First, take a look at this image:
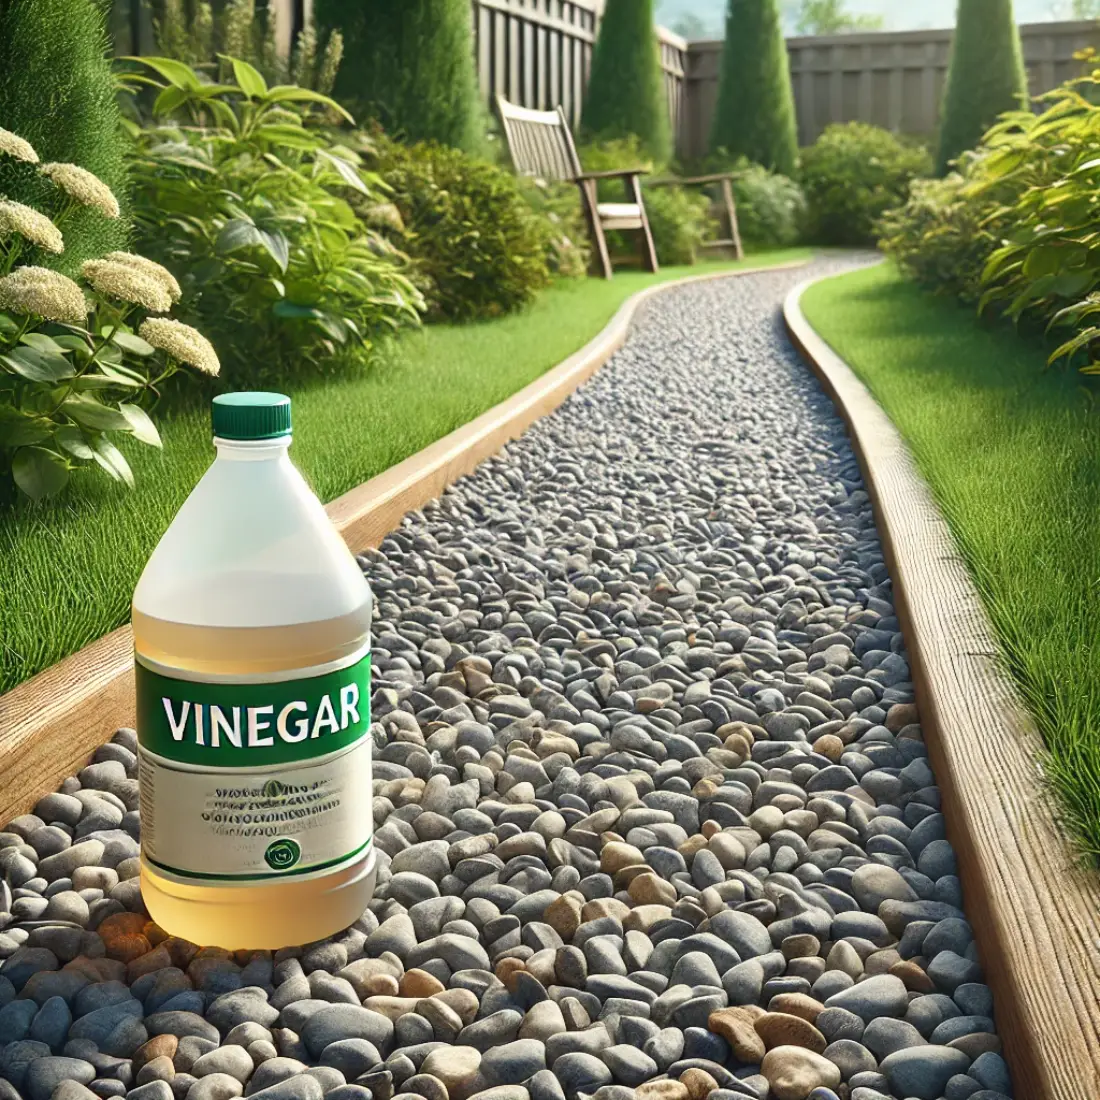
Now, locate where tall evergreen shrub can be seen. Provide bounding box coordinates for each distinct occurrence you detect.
[580,0,671,165]
[709,0,799,177]
[936,0,1028,174]
[0,0,131,271]
[314,0,484,154]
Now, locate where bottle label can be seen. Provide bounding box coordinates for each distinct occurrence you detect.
[135,647,373,883]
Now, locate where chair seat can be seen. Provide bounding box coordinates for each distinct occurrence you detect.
[597,202,644,230]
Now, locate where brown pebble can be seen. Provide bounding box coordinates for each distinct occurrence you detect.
[812,734,844,762]
[754,1011,827,1054]
[133,1034,179,1074]
[781,935,820,960]
[127,946,173,983]
[890,959,935,993]
[400,968,445,998]
[495,957,526,991]
[708,1007,767,1061]
[363,973,400,997]
[679,1068,718,1100]
[637,1082,689,1100]
[767,993,825,1024]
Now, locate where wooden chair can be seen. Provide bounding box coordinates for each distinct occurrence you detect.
[496,95,658,280]
[649,173,745,261]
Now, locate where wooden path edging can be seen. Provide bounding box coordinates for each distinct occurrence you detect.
[784,276,1100,1100]
[0,257,810,828]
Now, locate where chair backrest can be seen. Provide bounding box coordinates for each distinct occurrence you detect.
[496,96,583,184]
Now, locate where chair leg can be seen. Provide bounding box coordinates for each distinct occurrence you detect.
[723,177,744,262]
[577,179,613,279]
[630,174,659,274]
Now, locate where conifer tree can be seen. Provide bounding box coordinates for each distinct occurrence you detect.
[709,0,799,177]
[0,0,131,271]
[314,0,485,154]
[581,0,672,165]
[936,0,1028,174]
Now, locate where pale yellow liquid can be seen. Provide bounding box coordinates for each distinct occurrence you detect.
[134,606,376,950]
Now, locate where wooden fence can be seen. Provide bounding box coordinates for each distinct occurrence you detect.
[107,6,1100,158]
[681,19,1100,158]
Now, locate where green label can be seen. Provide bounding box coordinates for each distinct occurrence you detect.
[136,652,371,768]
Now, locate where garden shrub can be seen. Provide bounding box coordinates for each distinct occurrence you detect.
[580,138,714,266]
[0,0,131,272]
[936,0,1027,175]
[314,0,485,155]
[709,0,799,177]
[125,58,423,385]
[878,167,1002,304]
[580,0,672,165]
[517,179,591,280]
[801,123,931,246]
[153,0,344,94]
[880,67,1100,375]
[0,124,218,501]
[366,137,553,322]
[688,152,807,249]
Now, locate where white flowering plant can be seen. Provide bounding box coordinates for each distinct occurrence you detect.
[0,126,218,501]
[121,56,423,384]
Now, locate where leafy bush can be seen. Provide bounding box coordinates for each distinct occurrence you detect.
[580,0,671,165]
[689,152,807,249]
[366,138,553,322]
[153,0,344,94]
[801,123,931,246]
[936,0,1027,175]
[0,126,217,501]
[709,0,798,177]
[124,58,423,384]
[517,179,591,280]
[315,0,485,155]
[0,0,131,271]
[878,168,1002,304]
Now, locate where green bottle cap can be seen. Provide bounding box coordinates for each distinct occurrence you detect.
[211,392,292,441]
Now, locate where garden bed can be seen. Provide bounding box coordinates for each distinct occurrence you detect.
[0,251,808,700]
[788,266,1100,1099]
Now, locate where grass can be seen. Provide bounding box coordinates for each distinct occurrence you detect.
[0,250,810,696]
[801,261,1100,860]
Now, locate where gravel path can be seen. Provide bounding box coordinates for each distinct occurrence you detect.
[0,259,1012,1100]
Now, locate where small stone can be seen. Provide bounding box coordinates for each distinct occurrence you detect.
[761,1047,842,1100]
[708,1008,766,1062]
[754,1012,827,1054]
[879,1046,972,1100]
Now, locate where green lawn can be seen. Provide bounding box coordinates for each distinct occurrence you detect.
[0,250,809,695]
[802,262,1100,860]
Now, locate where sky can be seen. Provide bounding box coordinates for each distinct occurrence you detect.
[655,0,1090,38]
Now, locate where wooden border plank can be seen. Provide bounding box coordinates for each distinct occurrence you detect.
[0,259,810,829]
[784,275,1100,1100]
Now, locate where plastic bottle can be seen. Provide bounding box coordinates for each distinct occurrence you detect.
[132,392,375,949]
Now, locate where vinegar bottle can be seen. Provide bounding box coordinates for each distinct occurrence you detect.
[132,392,376,949]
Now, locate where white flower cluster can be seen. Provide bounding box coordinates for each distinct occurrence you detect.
[0,127,38,164]
[82,259,173,314]
[0,198,64,254]
[0,265,87,325]
[103,252,182,304]
[40,162,120,219]
[140,317,221,376]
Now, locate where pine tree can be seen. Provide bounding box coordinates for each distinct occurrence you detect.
[936,0,1028,174]
[709,0,799,177]
[314,0,484,154]
[0,0,131,272]
[580,0,672,165]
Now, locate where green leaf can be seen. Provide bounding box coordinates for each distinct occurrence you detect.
[256,228,290,273]
[217,217,263,253]
[20,333,68,355]
[229,57,268,98]
[318,150,370,195]
[13,447,69,500]
[272,301,325,321]
[55,425,95,461]
[61,395,131,431]
[128,56,203,91]
[112,332,156,357]
[1,346,76,384]
[265,85,355,124]
[251,124,323,150]
[153,85,191,116]
[119,404,162,447]
[92,436,134,488]
[0,409,52,448]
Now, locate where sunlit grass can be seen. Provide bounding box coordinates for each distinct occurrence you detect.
[802,261,1100,860]
[0,249,811,694]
